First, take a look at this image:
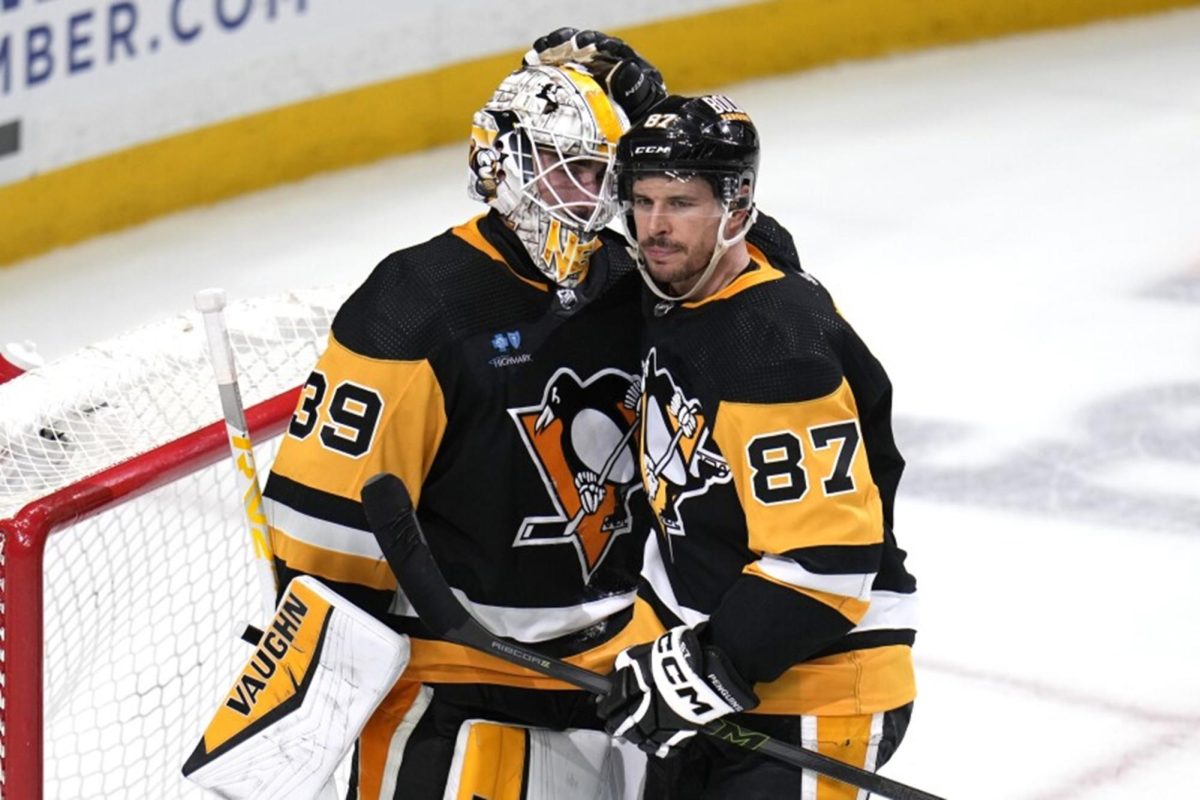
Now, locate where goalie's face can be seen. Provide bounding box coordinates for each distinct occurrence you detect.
[468,64,627,287]
[534,146,610,226]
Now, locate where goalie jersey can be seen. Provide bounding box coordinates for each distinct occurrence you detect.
[263,211,659,686]
[633,243,919,716]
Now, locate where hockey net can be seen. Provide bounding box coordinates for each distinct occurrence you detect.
[0,286,350,799]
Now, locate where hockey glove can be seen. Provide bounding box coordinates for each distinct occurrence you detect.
[525,27,667,124]
[596,626,758,758]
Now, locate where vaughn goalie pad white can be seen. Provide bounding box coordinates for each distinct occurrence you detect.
[182,576,409,799]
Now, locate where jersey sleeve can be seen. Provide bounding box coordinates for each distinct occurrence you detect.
[262,256,450,618]
[702,368,885,684]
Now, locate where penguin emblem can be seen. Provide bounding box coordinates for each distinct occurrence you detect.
[510,367,641,582]
[638,348,731,554]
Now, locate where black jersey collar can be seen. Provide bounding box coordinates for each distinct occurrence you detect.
[476,210,548,288]
[473,210,612,314]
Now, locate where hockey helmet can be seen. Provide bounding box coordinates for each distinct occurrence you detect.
[614,94,761,301]
[468,64,629,287]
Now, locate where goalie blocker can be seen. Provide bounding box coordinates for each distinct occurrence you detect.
[182,576,410,799]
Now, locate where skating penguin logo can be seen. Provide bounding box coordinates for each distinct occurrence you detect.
[637,348,732,555]
[510,367,641,582]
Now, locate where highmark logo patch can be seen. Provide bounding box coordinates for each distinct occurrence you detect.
[489,329,531,368]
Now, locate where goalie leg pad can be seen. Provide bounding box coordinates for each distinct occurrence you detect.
[182,576,410,799]
[443,720,647,800]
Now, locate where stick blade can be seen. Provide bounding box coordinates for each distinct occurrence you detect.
[360,472,470,638]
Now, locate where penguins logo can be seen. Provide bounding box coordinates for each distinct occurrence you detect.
[510,367,641,582]
[638,348,732,553]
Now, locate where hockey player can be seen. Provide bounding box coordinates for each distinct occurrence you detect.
[596,95,920,798]
[260,58,660,798]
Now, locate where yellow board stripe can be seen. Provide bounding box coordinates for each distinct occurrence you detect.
[0,49,517,266]
[4,0,1196,265]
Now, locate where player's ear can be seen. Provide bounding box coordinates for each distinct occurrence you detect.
[724,185,753,236]
[724,206,751,237]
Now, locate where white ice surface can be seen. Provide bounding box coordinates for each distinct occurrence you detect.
[3,9,1199,799]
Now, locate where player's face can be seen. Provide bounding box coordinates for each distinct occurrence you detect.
[631,176,724,294]
[535,147,608,223]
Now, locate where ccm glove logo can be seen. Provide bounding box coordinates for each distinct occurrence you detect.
[650,627,756,726]
[656,634,721,718]
[598,626,759,759]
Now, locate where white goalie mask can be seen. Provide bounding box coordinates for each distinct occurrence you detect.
[468,64,628,287]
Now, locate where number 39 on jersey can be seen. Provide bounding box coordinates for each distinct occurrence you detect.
[287,369,385,459]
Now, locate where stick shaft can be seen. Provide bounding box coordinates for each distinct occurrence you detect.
[359,472,943,800]
[196,288,279,620]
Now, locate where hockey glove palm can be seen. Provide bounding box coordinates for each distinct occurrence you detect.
[525,27,667,124]
[596,626,758,758]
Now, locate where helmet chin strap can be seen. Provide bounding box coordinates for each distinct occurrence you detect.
[636,204,759,303]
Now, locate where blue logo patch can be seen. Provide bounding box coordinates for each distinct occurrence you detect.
[491,331,522,353]
[488,329,530,368]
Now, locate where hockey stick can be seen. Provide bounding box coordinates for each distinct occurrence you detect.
[360,472,943,800]
[567,417,637,529]
[196,289,279,621]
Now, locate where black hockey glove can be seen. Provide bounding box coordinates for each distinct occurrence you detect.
[524,27,667,124]
[596,626,759,758]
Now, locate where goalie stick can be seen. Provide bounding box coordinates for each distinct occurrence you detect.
[196,288,279,622]
[360,472,944,800]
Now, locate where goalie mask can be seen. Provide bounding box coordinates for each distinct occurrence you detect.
[614,94,760,302]
[469,64,628,287]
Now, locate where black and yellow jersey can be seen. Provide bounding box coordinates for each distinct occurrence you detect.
[633,243,918,716]
[263,211,665,689]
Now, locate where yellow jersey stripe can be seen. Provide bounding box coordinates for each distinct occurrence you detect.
[270,526,396,591]
[451,216,549,292]
[744,561,871,623]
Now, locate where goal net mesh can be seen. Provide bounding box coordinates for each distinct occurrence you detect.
[0,286,349,798]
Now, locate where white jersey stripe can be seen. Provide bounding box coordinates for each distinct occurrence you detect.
[644,535,917,637]
[850,589,919,634]
[390,580,636,644]
[751,552,875,601]
[265,497,383,559]
[269,497,637,644]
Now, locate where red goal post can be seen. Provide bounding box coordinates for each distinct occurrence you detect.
[0,287,347,799]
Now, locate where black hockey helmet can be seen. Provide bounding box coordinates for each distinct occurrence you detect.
[614,94,761,302]
[614,94,759,211]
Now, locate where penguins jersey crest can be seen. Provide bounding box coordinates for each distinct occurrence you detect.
[637,348,731,550]
[509,366,642,582]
